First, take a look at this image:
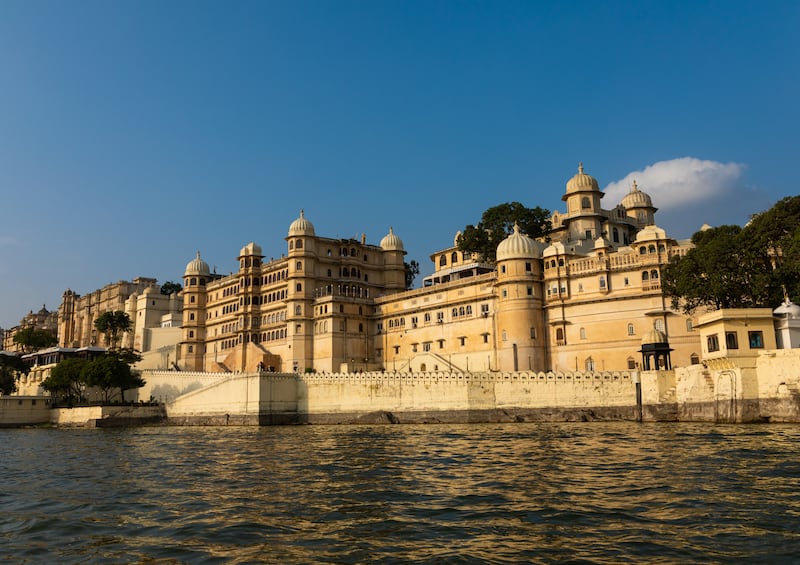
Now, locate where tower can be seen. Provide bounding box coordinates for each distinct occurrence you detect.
[621,179,658,229]
[286,211,316,372]
[561,163,605,242]
[494,224,546,372]
[181,251,210,371]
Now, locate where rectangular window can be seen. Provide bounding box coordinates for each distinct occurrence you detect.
[393,345,400,354]
[725,331,739,350]
[483,334,489,344]
[707,334,720,352]
[424,313,431,322]
[437,312,444,323]
[530,327,536,339]
[423,342,431,352]
[748,331,764,349]
[525,262,532,272]
[527,286,533,296]
[459,337,466,346]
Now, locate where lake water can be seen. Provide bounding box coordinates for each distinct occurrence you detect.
[2,422,800,564]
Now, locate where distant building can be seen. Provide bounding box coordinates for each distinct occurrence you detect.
[2,305,59,353]
[57,277,182,352]
[178,164,701,374]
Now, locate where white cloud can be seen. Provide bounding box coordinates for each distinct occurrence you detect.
[0,235,17,246]
[604,157,746,209]
[600,157,770,238]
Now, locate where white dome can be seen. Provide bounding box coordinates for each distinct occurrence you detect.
[642,326,668,345]
[288,210,315,236]
[621,179,655,209]
[774,299,800,319]
[565,163,600,194]
[497,223,540,261]
[634,224,668,243]
[380,227,404,251]
[185,251,210,276]
[239,241,263,257]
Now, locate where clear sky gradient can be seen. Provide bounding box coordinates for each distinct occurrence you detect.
[1,1,797,328]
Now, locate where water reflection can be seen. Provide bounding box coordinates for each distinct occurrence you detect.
[2,423,800,563]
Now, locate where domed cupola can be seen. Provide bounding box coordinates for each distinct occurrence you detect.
[239,242,263,257]
[380,227,404,251]
[622,180,658,228]
[185,251,210,277]
[288,210,315,237]
[621,179,654,209]
[497,223,540,261]
[563,162,602,201]
[639,323,673,370]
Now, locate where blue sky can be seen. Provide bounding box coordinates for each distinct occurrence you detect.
[1,1,798,328]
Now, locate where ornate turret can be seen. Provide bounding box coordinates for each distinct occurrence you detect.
[622,179,658,228]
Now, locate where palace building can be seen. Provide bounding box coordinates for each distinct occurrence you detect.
[178,164,701,374]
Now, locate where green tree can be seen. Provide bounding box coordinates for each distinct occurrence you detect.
[81,352,145,403]
[0,353,28,395]
[160,281,183,295]
[93,311,132,349]
[457,202,551,262]
[663,196,800,313]
[404,260,420,289]
[12,327,57,354]
[42,357,88,405]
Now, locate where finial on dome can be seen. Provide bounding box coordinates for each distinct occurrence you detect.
[632,179,639,192]
[578,162,584,174]
[512,222,520,234]
[196,251,201,260]
[299,209,305,218]
[389,226,394,234]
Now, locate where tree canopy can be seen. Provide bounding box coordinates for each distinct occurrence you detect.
[404,260,420,289]
[45,349,145,405]
[94,311,133,349]
[457,202,551,263]
[42,357,88,405]
[160,281,183,295]
[12,327,57,354]
[663,196,800,313]
[0,353,28,396]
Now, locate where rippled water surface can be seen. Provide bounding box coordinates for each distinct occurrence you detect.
[2,423,800,563]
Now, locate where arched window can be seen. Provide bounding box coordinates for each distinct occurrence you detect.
[581,196,591,209]
[452,308,458,317]
[295,305,301,315]
[650,270,659,280]
[190,313,195,321]
[690,353,700,365]
[466,305,472,315]
[580,327,586,340]
[296,261,302,271]
[451,251,458,263]
[628,323,635,336]
[642,271,649,281]
[612,227,619,243]
[599,276,606,289]
[440,255,447,266]
[288,241,294,250]
[585,357,595,371]
[639,247,647,255]
[296,240,303,249]
[558,258,564,267]
[556,328,564,341]
[648,245,656,253]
